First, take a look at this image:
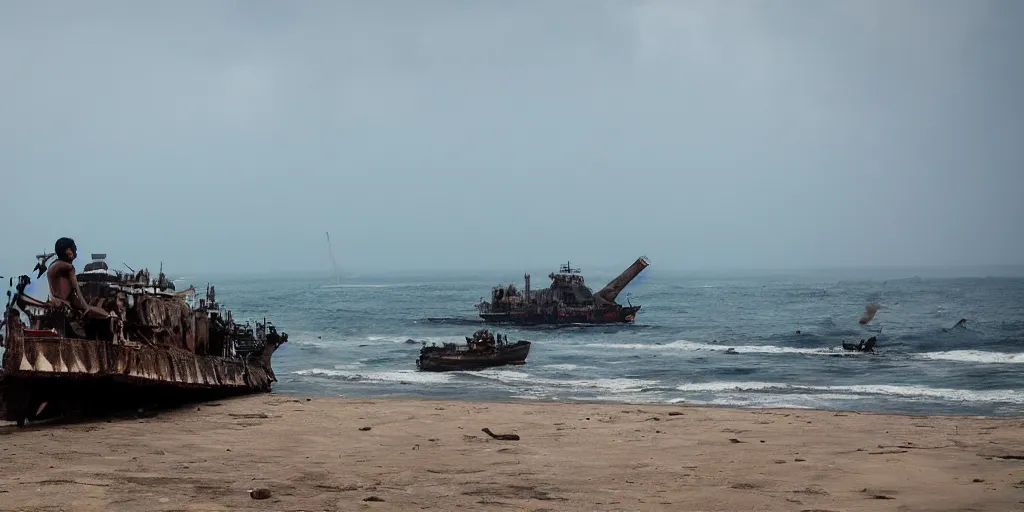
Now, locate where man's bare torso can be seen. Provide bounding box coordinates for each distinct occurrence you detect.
[46,259,113,320]
[46,260,75,303]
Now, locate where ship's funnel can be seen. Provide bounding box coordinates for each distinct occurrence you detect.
[594,256,650,307]
[83,253,109,272]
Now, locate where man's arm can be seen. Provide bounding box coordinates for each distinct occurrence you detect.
[68,267,85,303]
[68,267,116,319]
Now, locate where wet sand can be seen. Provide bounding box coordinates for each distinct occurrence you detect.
[1,394,1022,511]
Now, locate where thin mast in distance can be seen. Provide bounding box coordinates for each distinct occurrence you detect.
[326,231,341,283]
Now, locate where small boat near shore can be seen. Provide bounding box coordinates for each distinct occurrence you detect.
[416,329,531,372]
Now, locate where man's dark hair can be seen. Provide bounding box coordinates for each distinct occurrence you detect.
[55,237,77,262]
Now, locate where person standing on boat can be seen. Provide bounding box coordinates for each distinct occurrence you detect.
[46,237,116,320]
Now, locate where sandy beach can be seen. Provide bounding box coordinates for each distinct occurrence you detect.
[1,394,1022,512]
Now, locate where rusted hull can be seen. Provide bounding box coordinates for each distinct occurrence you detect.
[0,315,280,423]
[417,341,531,372]
[480,305,641,326]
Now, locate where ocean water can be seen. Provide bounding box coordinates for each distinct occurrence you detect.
[187,268,1024,417]
[5,268,1022,416]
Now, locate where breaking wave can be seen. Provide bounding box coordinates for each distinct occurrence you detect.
[292,367,657,397]
[542,364,597,371]
[674,381,1024,404]
[293,368,454,384]
[585,341,1024,365]
[917,350,1024,364]
[586,340,858,356]
[467,369,657,395]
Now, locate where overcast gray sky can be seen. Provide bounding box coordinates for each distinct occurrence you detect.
[1,0,1021,276]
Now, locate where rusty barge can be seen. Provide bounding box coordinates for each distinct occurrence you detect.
[0,253,287,425]
[475,256,650,326]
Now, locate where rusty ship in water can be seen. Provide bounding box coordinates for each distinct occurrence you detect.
[417,329,531,372]
[0,252,287,425]
[475,256,650,326]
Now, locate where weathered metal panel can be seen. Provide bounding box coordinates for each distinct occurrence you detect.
[3,316,277,391]
[194,314,209,357]
[129,294,195,351]
[18,336,108,377]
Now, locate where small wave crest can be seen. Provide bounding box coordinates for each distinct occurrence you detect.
[291,367,655,397]
[467,369,657,395]
[293,368,453,384]
[367,335,464,344]
[587,340,857,356]
[675,381,1024,404]
[917,350,1024,364]
[542,364,597,371]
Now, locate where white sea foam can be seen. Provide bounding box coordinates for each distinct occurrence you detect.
[693,398,817,409]
[669,392,867,409]
[917,350,1024,364]
[573,394,673,404]
[674,381,1024,404]
[542,364,597,371]
[587,340,855,356]
[293,368,454,384]
[367,335,411,343]
[468,369,657,394]
[590,340,1024,365]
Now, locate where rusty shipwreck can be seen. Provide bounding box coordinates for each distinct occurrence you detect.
[475,256,650,326]
[417,329,531,372]
[0,253,287,425]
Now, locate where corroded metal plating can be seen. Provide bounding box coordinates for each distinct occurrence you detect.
[1,253,286,424]
[475,256,650,325]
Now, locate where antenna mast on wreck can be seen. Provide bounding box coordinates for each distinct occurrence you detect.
[326,231,341,283]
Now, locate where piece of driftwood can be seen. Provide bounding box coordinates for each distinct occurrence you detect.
[481,428,520,441]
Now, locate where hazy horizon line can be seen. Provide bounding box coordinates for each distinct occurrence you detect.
[167,262,1024,281]
[5,262,1023,284]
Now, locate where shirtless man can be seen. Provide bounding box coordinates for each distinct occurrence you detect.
[46,237,115,319]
